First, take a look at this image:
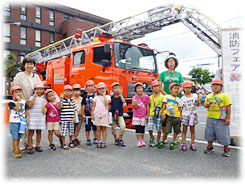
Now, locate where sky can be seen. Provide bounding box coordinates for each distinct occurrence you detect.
[1,0,243,78]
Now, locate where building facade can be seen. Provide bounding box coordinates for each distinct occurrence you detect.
[3,3,111,62]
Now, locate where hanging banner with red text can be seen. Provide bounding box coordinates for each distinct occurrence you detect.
[221,28,242,138]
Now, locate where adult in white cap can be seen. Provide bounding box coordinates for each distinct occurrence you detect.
[157,52,184,98]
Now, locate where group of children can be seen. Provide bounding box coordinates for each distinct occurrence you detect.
[9,78,232,159]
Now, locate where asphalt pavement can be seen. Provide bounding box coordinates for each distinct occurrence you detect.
[4,106,241,179]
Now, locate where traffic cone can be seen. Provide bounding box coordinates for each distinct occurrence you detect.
[4,103,9,125]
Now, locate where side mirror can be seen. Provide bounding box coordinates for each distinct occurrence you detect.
[101,59,111,72]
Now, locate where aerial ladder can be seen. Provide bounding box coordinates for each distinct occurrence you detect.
[27,3,221,63]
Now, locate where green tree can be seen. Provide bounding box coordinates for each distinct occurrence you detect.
[188,67,215,85]
[4,53,21,81]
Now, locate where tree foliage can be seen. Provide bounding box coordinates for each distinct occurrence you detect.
[188,67,215,85]
[4,53,21,80]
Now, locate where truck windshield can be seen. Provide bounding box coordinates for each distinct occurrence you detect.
[113,42,158,73]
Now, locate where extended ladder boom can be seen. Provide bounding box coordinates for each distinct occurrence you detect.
[27,3,221,63]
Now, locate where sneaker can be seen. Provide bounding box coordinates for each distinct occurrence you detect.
[27,147,34,154]
[115,139,119,146]
[35,145,43,152]
[97,141,102,148]
[170,142,175,150]
[190,144,197,151]
[223,149,231,157]
[49,144,56,151]
[181,144,187,151]
[19,144,27,151]
[204,147,214,154]
[93,138,98,144]
[86,139,92,145]
[137,140,142,147]
[140,139,146,146]
[153,141,159,147]
[149,137,155,147]
[118,139,126,147]
[159,141,165,148]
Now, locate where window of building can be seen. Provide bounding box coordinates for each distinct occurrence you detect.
[4,4,11,17]
[35,30,41,47]
[64,14,74,20]
[93,46,111,65]
[35,7,41,24]
[4,24,10,43]
[73,50,85,65]
[20,27,26,45]
[20,5,27,20]
[49,10,55,26]
[3,50,10,58]
[49,32,54,44]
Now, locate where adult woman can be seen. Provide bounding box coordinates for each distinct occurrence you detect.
[158,53,184,97]
[13,57,42,150]
[157,53,184,144]
[14,57,42,100]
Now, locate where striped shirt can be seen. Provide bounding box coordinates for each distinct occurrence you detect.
[60,98,76,122]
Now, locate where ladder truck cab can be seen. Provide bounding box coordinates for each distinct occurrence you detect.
[35,33,159,117]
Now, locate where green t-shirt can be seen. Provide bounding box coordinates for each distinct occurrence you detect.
[158,71,184,97]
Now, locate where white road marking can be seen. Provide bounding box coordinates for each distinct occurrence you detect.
[122,127,242,150]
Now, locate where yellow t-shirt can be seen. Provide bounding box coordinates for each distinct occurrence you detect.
[163,95,181,117]
[205,93,232,119]
[149,94,164,116]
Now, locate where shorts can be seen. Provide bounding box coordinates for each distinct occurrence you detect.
[181,115,199,126]
[85,117,97,131]
[9,122,24,140]
[147,116,161,132]
[135,125,145,134]
[205,117,230,145]
[61,121,74,136]
[165,116,181,134]
[47,122,60,131]
[75,115,83,130]
[132,117,147,126]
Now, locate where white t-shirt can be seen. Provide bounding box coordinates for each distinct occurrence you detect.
[9,99,27,123]
[179,94,198,116]
[13,72,42,100]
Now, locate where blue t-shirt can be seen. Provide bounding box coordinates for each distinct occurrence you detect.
[110,95,124,116]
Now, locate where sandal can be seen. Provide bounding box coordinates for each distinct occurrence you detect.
[12,151,21,159]
[61,144,69,150]
[72,140,78,146]
[69,143,75,148]
[97,141,102,148]
[74,139,81,145]
[27,147,34,154]
[35,145,43,152]
[101,142,106,148]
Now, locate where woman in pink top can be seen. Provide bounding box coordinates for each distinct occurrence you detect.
[132,83,150,147]
[43,89,62,151]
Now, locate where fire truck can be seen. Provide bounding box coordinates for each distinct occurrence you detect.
[25,3,222,118]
